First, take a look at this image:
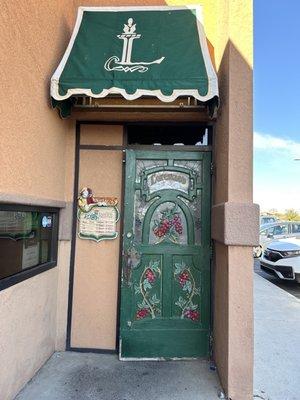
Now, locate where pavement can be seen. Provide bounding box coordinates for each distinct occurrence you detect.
[14,272,300,400]
[254,273,300,400]
[14,354,222,400]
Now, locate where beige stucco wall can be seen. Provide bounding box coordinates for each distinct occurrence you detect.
[0,269,57,400]
[0,3,76,400]
[71,127,123,349]
[210,2,255,399]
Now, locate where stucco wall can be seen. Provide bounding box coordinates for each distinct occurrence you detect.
[0,3,76,400]
[211,2,255,399]
[0,269,57,400]
[71,125,123,350]
[0,1,75,201]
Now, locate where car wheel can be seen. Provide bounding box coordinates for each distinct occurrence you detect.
[295,274,300,284]
[253,246,262,258]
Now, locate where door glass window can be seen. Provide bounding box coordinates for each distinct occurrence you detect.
[134,192,158,243]
[179,195,202,245]
[149,202,187,245]
[173,160,202,183]
[135,160,167,183]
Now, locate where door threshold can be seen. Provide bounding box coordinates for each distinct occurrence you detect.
[119,356,199,361]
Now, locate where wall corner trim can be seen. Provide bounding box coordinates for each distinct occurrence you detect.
[59,202,73,241]
[212,202,260,246]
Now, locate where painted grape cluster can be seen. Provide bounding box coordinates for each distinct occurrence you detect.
[153,205,183,242]
[183,309,200,321]
[136,308,149,319]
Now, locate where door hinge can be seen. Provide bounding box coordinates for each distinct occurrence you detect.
[210,162,215,175]
[209,333,214,349]
[210,243,214,260]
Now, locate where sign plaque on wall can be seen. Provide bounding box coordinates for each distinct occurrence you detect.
[77,187,119,242]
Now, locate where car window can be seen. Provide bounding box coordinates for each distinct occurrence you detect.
[270,224,288,236]
[291,223,300,234]
[261,217,275,225]
[260,229,268,236]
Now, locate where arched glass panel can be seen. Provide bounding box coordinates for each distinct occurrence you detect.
[149,202,187,245]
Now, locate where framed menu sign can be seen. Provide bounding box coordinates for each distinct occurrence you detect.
[77,187,119,242]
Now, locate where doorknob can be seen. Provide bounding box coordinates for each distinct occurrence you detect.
[126,232,133,238]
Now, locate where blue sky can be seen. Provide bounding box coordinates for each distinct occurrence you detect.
[254,0,300,211]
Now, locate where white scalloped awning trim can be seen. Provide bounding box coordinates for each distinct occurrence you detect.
[50,6,219,104]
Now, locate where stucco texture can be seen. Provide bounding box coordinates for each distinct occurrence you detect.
[0,1,76,202]
[0,3,76,400]
[71,146,123,350]
[0,269,57,400]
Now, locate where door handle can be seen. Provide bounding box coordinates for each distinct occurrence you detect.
[126,232,133,238]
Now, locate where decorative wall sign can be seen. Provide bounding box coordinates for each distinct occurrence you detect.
[77,187,119,242]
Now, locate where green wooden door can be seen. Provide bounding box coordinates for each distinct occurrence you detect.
[119,150,211,359]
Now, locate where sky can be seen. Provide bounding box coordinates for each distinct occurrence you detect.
[254,0,300,212]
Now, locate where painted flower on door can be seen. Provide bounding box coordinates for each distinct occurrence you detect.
[134,260,161,319]
[152,204,184,243]
[174,261,201,321]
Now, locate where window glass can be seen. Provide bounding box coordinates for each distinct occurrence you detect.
[291,223,300,234]
[0,209,57,280]
[260,229,267,236]
[149,202,187,245]
[268,224,288,236]
[261,217,276,224]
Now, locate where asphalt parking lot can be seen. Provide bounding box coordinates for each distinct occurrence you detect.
[254,258,300,299]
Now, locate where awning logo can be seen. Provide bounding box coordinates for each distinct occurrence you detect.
[104,18,165,73]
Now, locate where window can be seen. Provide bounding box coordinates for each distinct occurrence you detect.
[260,229,268,237]
[0,205,58,290]
[291,223,300,234]
[267,224,288,236]
[127,124,212,145]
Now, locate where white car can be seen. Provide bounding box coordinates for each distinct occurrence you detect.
[260,238,300,283]
[253,221,300,258]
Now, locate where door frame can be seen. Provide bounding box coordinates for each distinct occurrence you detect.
[66,121,214,354]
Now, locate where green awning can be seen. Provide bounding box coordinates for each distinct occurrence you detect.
[51,6,219,117]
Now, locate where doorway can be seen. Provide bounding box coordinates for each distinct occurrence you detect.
[119,149,211,359]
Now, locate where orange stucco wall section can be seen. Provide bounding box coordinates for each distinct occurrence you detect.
[0,3,76,400]
[71,126,123,349]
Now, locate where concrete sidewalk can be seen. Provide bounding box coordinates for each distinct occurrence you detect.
[14,273,300,400]
[14,353,221,400]
[254,273,300,400]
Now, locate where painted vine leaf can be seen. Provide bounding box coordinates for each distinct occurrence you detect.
[134,284,141,294]
[174,261,186,275]
[135,260,161,320]
[175,296,186,310]
[174,261,200,322]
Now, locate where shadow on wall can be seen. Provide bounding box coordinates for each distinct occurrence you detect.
[212,39,254,400]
